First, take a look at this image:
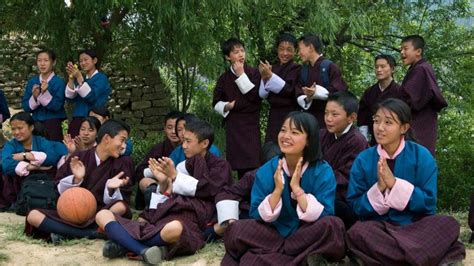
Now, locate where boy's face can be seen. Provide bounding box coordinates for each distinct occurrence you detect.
[182,131,208,158]
[400,41,421,66]
[164,118,179,144]
[103,130,128,158]
[374,58,393,81]
[225,45,246,64]
[298,41,312,62]
[277,41,296,64]
[176,120,186,143]
[324,101,355,137]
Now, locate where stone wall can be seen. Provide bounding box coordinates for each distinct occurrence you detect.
[0,35,170,138]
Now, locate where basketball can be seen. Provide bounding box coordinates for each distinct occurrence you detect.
[57,187,97,225]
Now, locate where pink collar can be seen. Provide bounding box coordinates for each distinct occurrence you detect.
[39,72,55,83]
[281,157,309,177]
[377,137,405,160]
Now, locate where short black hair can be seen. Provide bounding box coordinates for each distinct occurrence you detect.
[402,35,425,55]
[184,120,214,150]
[375,54,396,68]
[298,34,323,54]
[276,32,297,49]
[327,91,359,116]
[175,113,199,133]
[10,112,47,138]
[37,48,57,62]
[89,106,110,118]
[81,116,102,132]
[376,98,416,142]
[221,38,245,57]
[283,111,322,164]
[79,48,98,60]
[97,119,130,143]
[164,110,183,125]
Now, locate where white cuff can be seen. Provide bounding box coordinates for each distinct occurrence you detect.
[144,168,154,179]
[265,74,285,94]
[103,179,124,205]
[77,82,92,98]
[359,126,369,141]
[58,175,82,194]
[172,172,198,196]
[149,190,170,209]
[259,80,269,99]
[216,200,240,225]
[311,85,329,100]
[297,95,312,110]
[234,73,255,94]
[214,101,230,118]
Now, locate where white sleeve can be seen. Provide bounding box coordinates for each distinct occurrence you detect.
[259,80,270,99]
[172,172,199,196]
[102,179,124,205]
[216,200,240,225]
[359,126,369,141]
[311,85,329,100]
[57,175,82,194]
[214,101,230,118]
[297,95,312,110]
[264,74,285,94]
[234,73,255,94]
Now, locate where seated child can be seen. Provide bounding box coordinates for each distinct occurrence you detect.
[95,120,233,264]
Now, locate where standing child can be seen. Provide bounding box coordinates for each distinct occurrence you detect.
[95,120,233,264]
[223,112,345,265]
[259,33,301,143]
[0,88,11,147]
[346,98,465,265]
[212,38,261,178]
[399,35,447,155]
[22,49,66,142]
[358,54,400,145]
[25,119,134,244]
[296,34,347,127]
[65,49,111,138]
[320,91,368,229]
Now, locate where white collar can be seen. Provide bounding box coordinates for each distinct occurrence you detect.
[86,70,99,79]
[39,72,55,83]
[94,152,102,166]
[334,123,352,139]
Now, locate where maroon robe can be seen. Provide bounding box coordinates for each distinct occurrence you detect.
[264,61,301,143]
[215,169,256,214]
[116,153,233,259]
[358,80,401,146]
[30,148,134,228]
[320,126,368,200]
[134,138,175,183]
[295,56,347,127]
[399,58,447,155]
[213,65,261,170]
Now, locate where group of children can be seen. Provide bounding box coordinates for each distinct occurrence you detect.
[0,31,466,265]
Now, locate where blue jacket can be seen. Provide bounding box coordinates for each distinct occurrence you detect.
[22,75,67,121]
[68,72,111,117]
[0,89,10,129]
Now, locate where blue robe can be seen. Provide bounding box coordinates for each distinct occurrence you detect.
[250,156,336,237]
[347,141,437,225]
[0,89,10,129]
[1,136,68,176]
[123,139,133,157]
[22,75,67,121]
[69,72,111,118]
[169,144,221,165]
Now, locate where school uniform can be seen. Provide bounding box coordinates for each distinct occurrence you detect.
[66,70,111,137]
[1,135,67,207]
[357,80,401,146]
[25,147,134,237]
[399,59,447,155]
[295,57,347,127]
[259,61,301,143]
[212,65,261,171]
[346,139,465,265]
[223,156,346,265]
[115,153,233,259]
[22,73,67,141]
[320,125,368,228]
[169,144,221,166]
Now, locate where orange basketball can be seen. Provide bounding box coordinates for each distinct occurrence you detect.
[57,187,97,225]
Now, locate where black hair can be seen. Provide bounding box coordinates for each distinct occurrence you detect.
[80,116,102,132]
[37,48,57,62]
[10,111,48,138]
[184,120,214,150]
[164,110,184,125]
[375,54,396,69]
[276,32,297,49]
[298,34,323,54]
[401,35,425,55]
[327,91,359,116]
[221,37,245,57]
[261,141,281,164]
[97,119,130,143]
[89,106,110,119]
[79,49,98,60]
[376,98,416,142]
[175,113,199,134]
[282,111,322,164]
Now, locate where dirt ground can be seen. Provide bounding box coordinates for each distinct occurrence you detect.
[0,212,472,265]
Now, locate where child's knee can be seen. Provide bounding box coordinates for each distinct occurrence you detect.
[95,209,115,229]
[26,210,45,227]
[109,201,127,215]
[161,220,183,242]
[139,178,157,192]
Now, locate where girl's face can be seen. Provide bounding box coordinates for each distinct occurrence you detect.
[79,122,97,146]
[278,118,307,158]
[11,120,33,143]
[298,41,312,62]
[374,58,393,81]
[373,108,409,147]
[176,120,186,143]
[164,118,180,144]
[225,45,246,64]
[277,41,296,65]
[79,53,98,73]
[36,52,54,74]
[89,111,108,124]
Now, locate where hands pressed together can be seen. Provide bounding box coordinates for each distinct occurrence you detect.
[377,157,396,192]
[148,157,176,195]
